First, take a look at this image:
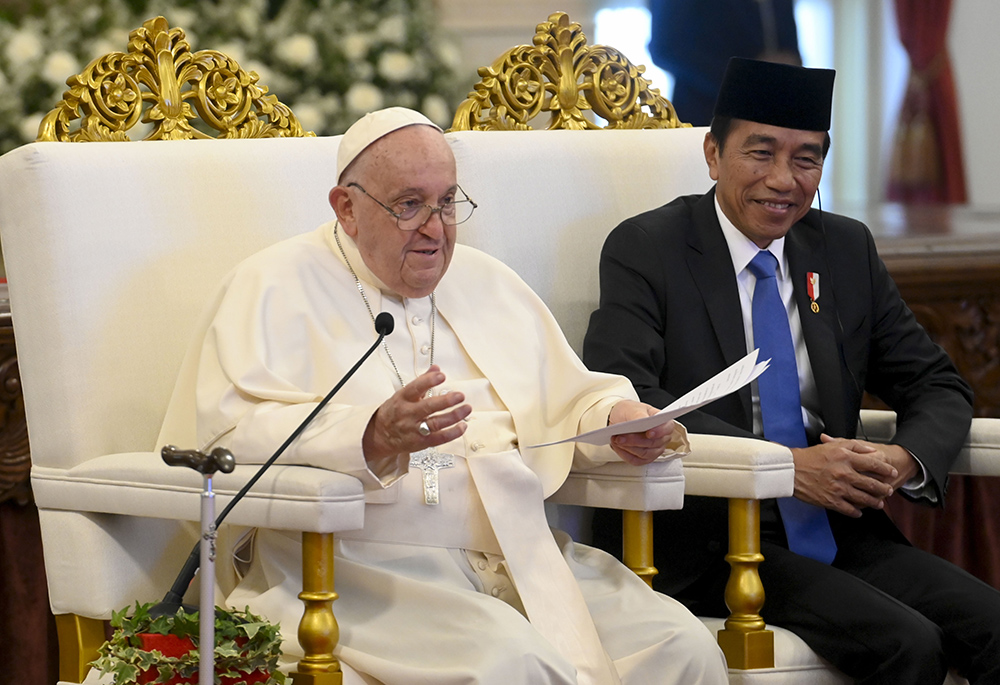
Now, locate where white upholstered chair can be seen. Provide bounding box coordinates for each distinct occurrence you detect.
[447,12,992,684]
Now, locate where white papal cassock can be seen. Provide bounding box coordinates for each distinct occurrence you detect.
[157,220,728,685]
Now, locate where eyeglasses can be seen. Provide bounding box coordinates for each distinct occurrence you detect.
[348,182,478,231]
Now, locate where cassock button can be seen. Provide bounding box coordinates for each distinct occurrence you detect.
[420,344,430,355]
[471,442,485,452]
[478,560,488,570]
[411,315,423,325]
[491,587,501,597]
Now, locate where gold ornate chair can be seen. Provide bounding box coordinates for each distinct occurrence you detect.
[4,17,350,685]
[3,11,985,685]
[448,12,985,685]
[450,11,783,673]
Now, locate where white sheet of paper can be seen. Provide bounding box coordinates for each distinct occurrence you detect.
[527,349,770,448]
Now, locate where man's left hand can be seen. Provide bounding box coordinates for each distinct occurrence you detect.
[822,434,920,491]
[608,400,675,465]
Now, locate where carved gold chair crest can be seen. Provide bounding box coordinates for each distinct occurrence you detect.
[38,16,312,142]
[451,11,689,131]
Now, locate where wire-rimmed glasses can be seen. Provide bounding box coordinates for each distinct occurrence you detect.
[348,182,477,230]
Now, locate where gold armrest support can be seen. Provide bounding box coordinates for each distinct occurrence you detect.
[55,613,106,683]
[622,500,774,669]
[622,509,657,587]
[717,498,774,668]
[291,532,343,685]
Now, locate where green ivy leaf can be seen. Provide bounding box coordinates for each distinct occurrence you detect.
[171,609,201,640]
[238,621,266,640]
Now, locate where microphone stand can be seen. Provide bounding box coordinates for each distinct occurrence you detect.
[161,446,236,685]
[153,313,395,680]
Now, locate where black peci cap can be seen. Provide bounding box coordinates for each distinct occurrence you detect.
[713,57,836,131]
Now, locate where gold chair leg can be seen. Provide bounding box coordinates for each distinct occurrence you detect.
[622,509,658,587]
[55,613,106,683]
[717,498,774,668]
[291,532,343,685]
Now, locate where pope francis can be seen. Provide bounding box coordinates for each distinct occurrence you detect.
[156,107,728,685]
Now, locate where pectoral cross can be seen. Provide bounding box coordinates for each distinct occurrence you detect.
[409,448,455,505]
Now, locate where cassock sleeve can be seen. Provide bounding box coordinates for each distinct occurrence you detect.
[194,257,409,491]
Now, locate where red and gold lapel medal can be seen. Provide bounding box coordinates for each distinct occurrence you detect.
[807,272,820,313]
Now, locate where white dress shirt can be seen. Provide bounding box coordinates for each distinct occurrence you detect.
[714,197,824,440]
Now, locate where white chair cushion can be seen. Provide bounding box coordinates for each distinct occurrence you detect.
[32,454,365,533]
[548,457,685,511]
[39,508,202,617]
[683,434,795,499]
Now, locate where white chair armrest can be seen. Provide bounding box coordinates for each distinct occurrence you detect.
[859,409,1000,477]
[31,452,365,533]
[549,433,795,511]
[682,433,795,499]
[953,419,1000,476]
[548,458,685,511]
[859,408,897,443]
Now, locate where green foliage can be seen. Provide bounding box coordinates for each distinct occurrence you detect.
[92,602,287,685]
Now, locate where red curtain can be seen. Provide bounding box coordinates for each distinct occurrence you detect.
[887,0,967,203]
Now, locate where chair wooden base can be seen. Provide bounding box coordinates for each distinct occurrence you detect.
[291,532,343,685]
[53,533,344,684]
[719,498,773,668]
[622,499,774,669]
[55,613,106,683]
[622,510,658,587]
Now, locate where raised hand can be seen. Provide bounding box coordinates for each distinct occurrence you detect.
[363,365,471,463]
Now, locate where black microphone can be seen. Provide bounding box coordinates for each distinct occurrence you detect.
[151,312,395,616]
[375,311,394,336]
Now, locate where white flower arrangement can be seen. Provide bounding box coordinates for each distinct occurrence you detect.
[0,0,462,153]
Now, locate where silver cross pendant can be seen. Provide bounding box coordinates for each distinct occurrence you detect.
[409,448,455,505]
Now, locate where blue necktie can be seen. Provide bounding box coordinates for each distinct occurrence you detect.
[748,250,837,564]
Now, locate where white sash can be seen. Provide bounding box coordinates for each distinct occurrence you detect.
[467,449,621,685]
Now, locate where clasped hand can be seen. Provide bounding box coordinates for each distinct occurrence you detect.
[791,434,919,518]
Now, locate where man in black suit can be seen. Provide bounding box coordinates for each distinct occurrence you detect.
[583,57,1000,683]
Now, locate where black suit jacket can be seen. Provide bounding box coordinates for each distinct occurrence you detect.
[583,189,973,595]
